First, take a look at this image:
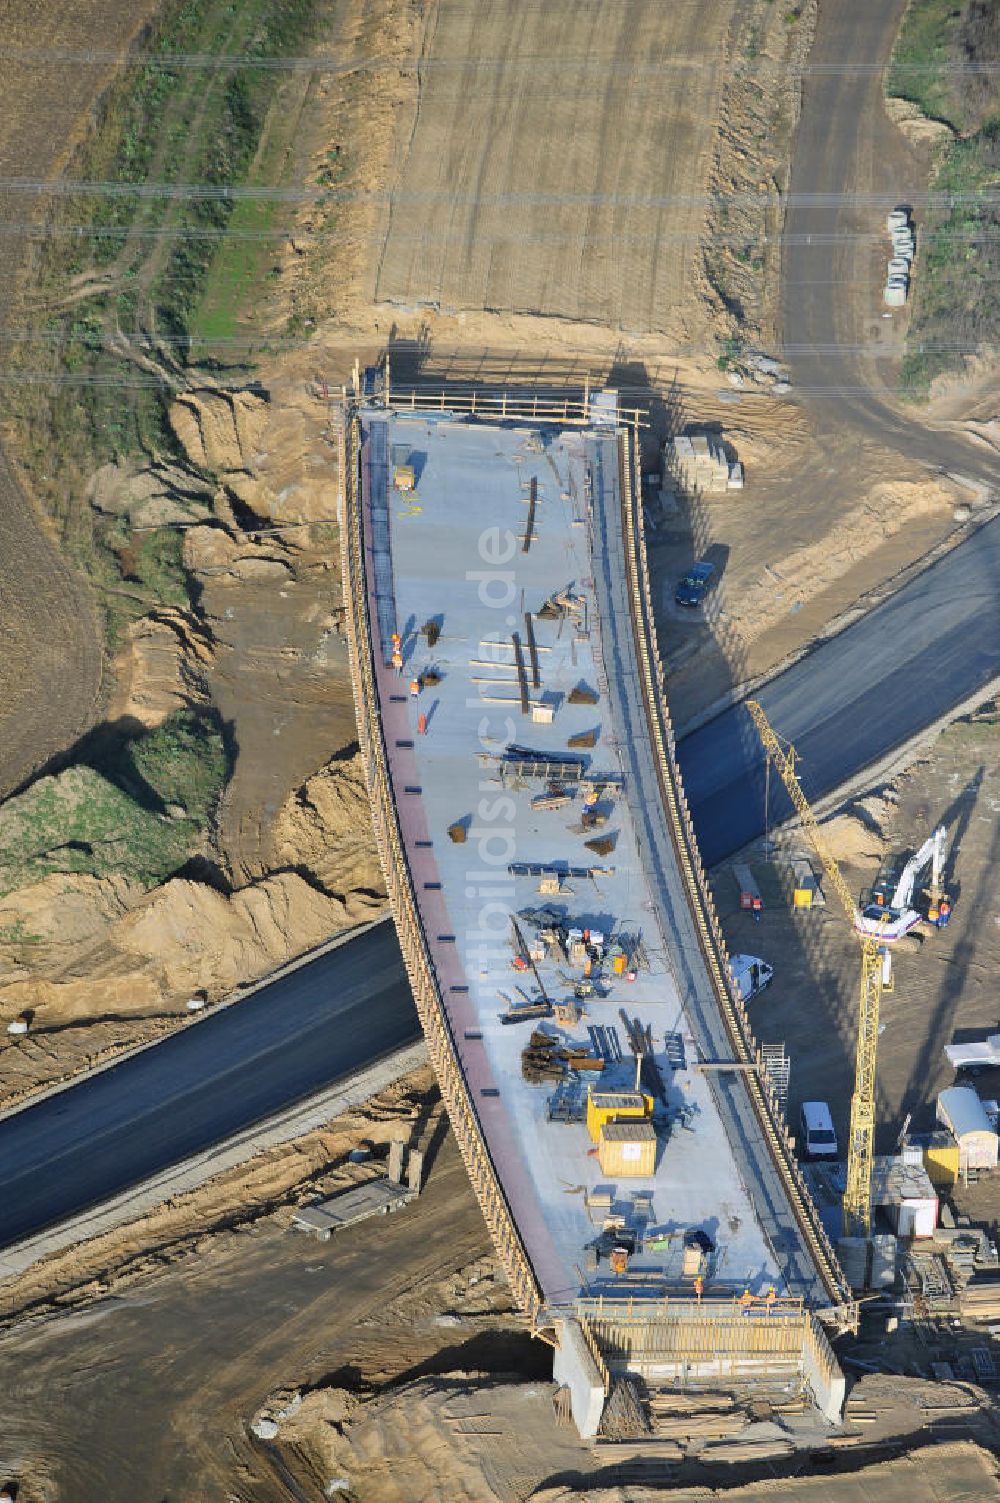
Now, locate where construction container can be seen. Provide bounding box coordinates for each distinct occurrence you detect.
[587,1089,652,1143]
[598,1120,657,1177]
[872,1155,938,1238]
[922,1131,961,1188]
[937,1086,999,1172]
[884,283,907,308]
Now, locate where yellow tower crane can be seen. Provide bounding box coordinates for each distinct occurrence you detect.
[746,700,884,1240]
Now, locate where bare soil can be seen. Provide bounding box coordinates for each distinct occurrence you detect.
[711,705,1000,1156]
[0,4,177,797]
[0,1071,538,1503]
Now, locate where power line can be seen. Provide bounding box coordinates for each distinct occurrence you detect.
[0,178,996,209]
[0,329,988,357]
[0,221,996,250]
[0,368,985,400]
[0,45,997,76]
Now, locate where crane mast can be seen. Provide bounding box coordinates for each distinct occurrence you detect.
[746,700,882,1239]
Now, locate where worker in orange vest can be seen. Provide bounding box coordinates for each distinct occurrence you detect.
[751,894,762,924]
[693,1275,704,1302]
[409,677,421,697]
[765,1286,776,1309]
[739,1288,753,1314]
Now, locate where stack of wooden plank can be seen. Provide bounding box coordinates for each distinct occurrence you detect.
[701,1435,794,1463]
[959,1273,1000,1322]
[645,1390,744,1444]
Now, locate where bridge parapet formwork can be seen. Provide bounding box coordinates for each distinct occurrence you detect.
[615,421,852,1319]
[339,406,543,1323]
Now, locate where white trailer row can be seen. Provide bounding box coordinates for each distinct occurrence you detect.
[884,208,915,307]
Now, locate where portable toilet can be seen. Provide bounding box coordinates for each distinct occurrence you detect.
[936,1086,999,1172]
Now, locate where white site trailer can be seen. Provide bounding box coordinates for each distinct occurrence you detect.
[937,1086,999,1173]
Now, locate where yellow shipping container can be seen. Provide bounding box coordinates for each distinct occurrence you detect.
[598,1121,657,1178]
[586,1089,651,1144]
[923,1134,960,1188]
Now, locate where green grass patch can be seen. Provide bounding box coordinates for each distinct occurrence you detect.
[0,710,228,896]
[886,0,966,128]
[5,0,336,647]
[889,2,1000,396]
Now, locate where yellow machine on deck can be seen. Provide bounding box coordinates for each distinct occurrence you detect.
[746,701,884,1240]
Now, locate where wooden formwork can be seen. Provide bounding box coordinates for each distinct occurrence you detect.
[339,407,543,1323]
[615,420,852,1319]
[577,1294,838,1388]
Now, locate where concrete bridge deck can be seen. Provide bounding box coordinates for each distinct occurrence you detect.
[342,388,849,1335]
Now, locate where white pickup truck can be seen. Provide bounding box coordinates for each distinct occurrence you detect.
[945,1034,1000,1074]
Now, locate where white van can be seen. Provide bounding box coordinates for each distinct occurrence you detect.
[799,1101,838,1161]
[730,954,773,1002]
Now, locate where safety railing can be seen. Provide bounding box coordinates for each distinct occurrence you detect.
[383,384,648,429]
[615,420,852,1317]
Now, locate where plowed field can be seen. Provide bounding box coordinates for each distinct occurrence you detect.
[0,4,162,793]
[374,0,734,334]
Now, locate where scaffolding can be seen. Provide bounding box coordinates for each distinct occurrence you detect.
[617,424,851,1316]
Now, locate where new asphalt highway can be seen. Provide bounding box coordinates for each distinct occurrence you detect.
[676,513,1000,867]
[0,920,417,1250]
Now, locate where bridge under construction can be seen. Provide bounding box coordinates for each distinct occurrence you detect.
[340,369,852,1436]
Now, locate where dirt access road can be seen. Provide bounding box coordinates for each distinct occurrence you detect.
[782,0,995,486]
[0,1130,503,1503]
[374,0,732,335]
[0,6,165,796]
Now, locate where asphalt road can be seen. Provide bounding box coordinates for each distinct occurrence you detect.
[0,920,417,1250]
[677,512,1000,866]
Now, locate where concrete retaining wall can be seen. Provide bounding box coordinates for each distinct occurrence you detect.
[553,1318,606,1439]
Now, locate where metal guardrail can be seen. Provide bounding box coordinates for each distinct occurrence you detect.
[339,406,543,1323]
[615,419,852,1318]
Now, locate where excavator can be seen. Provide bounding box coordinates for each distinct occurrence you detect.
[856,825,950,944]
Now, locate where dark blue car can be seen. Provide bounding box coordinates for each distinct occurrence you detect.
[675,561,716,607]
